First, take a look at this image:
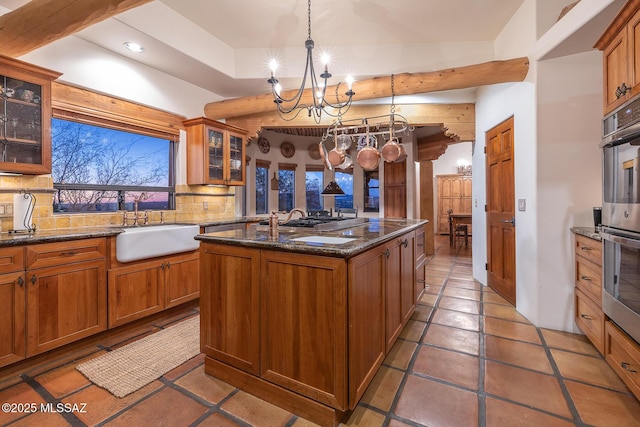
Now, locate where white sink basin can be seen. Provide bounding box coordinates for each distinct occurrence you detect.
[116,224,200,262]
[290,235,356,245]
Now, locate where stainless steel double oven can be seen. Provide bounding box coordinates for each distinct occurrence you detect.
[601,94,640,344]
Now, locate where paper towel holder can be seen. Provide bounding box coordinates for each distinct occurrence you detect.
[9,190,36,234]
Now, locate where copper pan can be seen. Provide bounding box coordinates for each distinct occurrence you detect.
[381,138,402,163]
[357,146,380,171]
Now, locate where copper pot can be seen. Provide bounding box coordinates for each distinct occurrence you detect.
[394,143,407,163]
[328,147,345,166]
[357,146,380,171]
[381,138,402,163]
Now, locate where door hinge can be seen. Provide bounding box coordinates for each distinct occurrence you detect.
[484,205,488,212]
[485,263,488,271]
[483,146,487,154]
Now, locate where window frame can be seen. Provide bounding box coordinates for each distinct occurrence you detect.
[255,159,270,215]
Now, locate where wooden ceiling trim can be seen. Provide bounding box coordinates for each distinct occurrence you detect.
[0,0,153,58]
[205,57,528,120]
[227,103,476,141]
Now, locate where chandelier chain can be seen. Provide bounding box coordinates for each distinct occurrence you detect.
[390,74,396,115]
[307,0,312,40]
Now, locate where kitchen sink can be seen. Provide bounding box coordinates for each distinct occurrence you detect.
[290,235,356,245]
[115,224,200,262]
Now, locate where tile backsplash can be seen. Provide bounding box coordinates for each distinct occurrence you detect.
[0,175,237,232]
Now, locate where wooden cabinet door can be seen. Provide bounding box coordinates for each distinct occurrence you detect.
[27,259,107,356]
[385,238,403,352]
[0,271,25,368]
[437,175,472,234]
[628,8,640,97]
[184,117,247,186]
[260,251,347,410]
[603,28,629,114]
[384,160,407,218]
[348,245,386,409]
[200,244,260,375]
[107,260,164,328]
[400,231,416,325]
[164,252,200,309]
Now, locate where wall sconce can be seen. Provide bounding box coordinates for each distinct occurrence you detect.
[458,165,472,176]
[457,159,472,176]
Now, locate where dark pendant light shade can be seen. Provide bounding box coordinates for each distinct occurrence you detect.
[321,180,345,195]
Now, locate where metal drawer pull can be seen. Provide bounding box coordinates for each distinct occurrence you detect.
[621,362,637,373]
[60,251,77,257]
[417,279,426,284]
[580,275,592,281]
[580,246,592,251]
[580,314,592,320]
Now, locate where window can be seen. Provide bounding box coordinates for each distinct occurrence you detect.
[278,163,296,212]
[364,169,380,212]
[305,165,324,212]
[255,160,270,214]
[51,118,175,213]
[335,170,353,209]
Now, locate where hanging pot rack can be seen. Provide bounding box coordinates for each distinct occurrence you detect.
[322,113,413,142]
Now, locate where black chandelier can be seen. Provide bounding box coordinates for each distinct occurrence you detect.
[267,0,355,123]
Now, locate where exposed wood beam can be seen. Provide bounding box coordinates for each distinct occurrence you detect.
[205,57,528,120]
[226,103,475,142]
[0,0,153,57]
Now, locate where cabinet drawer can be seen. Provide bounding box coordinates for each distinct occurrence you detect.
[575,255,602,305]
[605,321,640,399]
[26,238,106,269]
[575,234,602,266]
[0,246,25,274]
[575,287,604,354]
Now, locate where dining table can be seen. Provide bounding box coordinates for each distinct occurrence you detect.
[449,213,472,246]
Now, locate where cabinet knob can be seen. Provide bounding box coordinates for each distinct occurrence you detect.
[161,263,165,270]
[17,276,24,287]
[401,239,408,248]
[31,274,36,284]
[384,249,390,259]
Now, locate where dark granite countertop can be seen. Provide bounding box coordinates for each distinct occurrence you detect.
[0,227,122,247]
[0,217,265,247]
[571,227,602,241]
[195,218,429,258]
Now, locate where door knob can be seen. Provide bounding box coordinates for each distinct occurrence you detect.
[500,217,515,226]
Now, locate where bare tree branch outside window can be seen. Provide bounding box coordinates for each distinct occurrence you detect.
[51,119,173,212]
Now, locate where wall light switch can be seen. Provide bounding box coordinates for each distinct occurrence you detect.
[518,199,526,211]
[203,201,209,210]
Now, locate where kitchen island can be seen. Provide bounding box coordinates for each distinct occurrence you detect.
[196,218,428,426]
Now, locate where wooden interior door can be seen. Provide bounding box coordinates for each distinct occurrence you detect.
[436,175,472,234]
[486,117,516,305]
[384,161,406,218]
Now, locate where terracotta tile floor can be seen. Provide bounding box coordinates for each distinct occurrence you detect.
[2,236,640,426]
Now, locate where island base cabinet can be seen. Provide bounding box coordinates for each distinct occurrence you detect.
[260,252,347,410]
[26,260,107,356]
[200,244,260,375]
[348,246,385,408]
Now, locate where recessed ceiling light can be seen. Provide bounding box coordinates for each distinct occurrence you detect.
[124,42,144,53]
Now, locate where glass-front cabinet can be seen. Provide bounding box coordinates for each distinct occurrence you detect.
[184,117,246,185]
[0,55,60,174]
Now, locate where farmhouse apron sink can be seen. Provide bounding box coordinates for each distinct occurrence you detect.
[115,224,200,262]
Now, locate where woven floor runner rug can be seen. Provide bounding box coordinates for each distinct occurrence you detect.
[77,315,200,398]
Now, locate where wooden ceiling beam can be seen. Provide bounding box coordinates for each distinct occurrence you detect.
[205,57,528,120]
[0,0,153,58]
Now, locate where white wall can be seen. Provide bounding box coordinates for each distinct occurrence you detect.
[535,50,602,331]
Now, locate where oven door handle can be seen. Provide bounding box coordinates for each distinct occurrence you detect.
[601,230,640,249]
